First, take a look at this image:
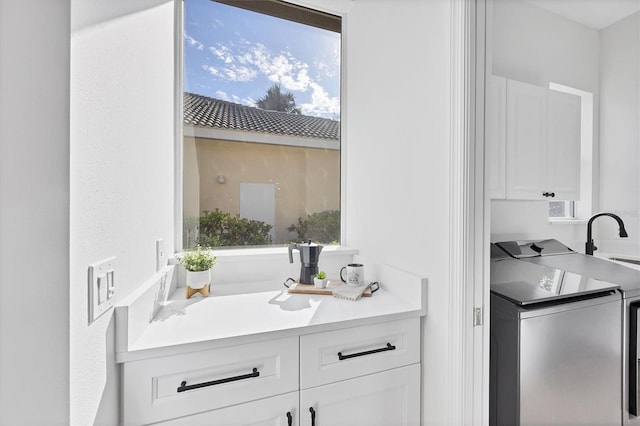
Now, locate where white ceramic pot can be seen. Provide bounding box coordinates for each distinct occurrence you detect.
[186,269,211,289]
[314,277,328,289]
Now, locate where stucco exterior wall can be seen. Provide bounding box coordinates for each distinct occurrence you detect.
[185,136,340,244]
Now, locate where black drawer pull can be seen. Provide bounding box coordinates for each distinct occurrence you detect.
[286,411,292,426]
[338,343,396,360]
[542,191,555,198]
[309,407,316,426]
[177,367,259,393]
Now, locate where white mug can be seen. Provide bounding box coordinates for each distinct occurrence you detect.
[340,263,365,286]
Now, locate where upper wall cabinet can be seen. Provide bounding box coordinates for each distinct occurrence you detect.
[545,89,582,200]
[488,76,581,201]
[488,76,507,199]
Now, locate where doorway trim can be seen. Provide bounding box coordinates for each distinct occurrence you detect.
[449,0,490,424]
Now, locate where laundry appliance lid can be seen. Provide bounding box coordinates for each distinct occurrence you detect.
[490,257,619,306]
[495,239,574,258]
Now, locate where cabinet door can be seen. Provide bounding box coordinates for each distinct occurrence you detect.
[505,79,547,200]
[546,89,581,200]
[299,364,420,426]
[488,75,507,199]
[154,392,299,426]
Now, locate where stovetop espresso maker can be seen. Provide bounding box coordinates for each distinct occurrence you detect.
[288,240,323,284]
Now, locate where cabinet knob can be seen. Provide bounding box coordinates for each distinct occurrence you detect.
[542,191,555,198]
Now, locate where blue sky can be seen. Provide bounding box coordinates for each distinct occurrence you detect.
[183,0,341,119]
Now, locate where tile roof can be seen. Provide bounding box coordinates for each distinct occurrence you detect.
[184,92,340,141]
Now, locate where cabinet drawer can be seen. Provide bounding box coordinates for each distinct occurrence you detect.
[123,336,299,425]
[154,391,299,426]
[300,317,420,389]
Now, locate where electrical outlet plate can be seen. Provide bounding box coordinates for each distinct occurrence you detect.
[88,256,116,324]
[156,239,166,272]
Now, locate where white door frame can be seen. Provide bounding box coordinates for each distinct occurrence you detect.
[449,0,490,424]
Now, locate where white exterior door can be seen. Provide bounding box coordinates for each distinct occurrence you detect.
[240,183,275,241]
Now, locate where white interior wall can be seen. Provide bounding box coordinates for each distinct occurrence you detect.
[344,1,452,424]
[490,0,600,250]
[598,12,640,256]
[2,0,456,424]
[70,1,176,424]
[0,1,71,424]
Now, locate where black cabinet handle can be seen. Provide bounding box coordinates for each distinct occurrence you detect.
[177,367,259,393]
[338,343,396,360]
[542,191,555,198]
[286,411,292,426]
[309,407,316,426]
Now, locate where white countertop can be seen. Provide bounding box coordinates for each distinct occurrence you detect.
[116,260,427,363]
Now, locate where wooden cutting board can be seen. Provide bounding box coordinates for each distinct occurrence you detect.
[287,280,373,297]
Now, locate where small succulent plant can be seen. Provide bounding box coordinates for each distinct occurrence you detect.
[316,271,327,280]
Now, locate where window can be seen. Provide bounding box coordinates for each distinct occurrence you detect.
[181,0,341,249]
[548,83,593,221]
[549,200,575,219]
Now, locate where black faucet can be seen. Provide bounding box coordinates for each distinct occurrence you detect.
[585,212,628,255]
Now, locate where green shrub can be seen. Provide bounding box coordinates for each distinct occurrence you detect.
[288,210,340,244]
[197,209,273,248]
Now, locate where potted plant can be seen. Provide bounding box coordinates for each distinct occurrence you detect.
[180,245,217,298]
[314,270,328,289]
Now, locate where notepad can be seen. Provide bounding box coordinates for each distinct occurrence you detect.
[332,284,369,301]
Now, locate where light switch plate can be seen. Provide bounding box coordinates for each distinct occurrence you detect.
[88,256,116,324]
[156,239,166,272]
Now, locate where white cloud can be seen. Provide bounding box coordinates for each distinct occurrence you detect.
[202,63,256,82]
[202,64,222,78]
[248,49,311,92]
[205,42,314,91]
[211,90,254,107]
[184,34,204,50]
[209,44,234,64]
[198,39,339,117]
[299,82,340,118]
[314,58,337,79]
[280,67,311,92]
[224,65,257,82]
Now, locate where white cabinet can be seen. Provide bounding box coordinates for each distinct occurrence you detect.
[154,392,299,426]
[545,89,581,200]
[122,336,299,425]
[488,75,507,199]
[299,317,420,389]
[505,78,548,200]
[121,318,421,425]
[300,364,421,426]
[298,318,420,426]
[489,76,581,200]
